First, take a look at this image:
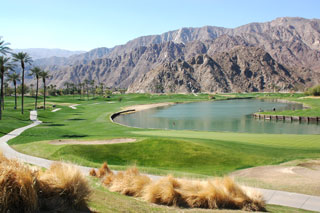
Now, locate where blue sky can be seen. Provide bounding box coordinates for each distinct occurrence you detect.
[1,0,320,51]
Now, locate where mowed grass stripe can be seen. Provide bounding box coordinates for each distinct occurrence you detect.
[133,130,320,149]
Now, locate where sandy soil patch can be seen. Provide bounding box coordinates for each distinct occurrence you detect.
[49,138,136,145]
[69,104,80,109]
[46,102,74,106]
[230,159,320,196]
[298,96,320,99]
[122,102,175,112]
[51,108,61,112]
[219,94,236,98]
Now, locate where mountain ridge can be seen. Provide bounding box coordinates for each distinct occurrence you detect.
[13,48,86,60]
[27,17,320,93]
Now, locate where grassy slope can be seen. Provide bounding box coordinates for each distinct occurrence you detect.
[4,93,320,177]
[0,96,35,137]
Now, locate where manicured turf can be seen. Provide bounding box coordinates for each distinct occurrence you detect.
[0,96,35,137]
[2,93,319,177]
[2,93,319,212]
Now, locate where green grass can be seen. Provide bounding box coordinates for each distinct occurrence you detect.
[0,96,36,137]
[2,93,320,211]
[2,93,319,177]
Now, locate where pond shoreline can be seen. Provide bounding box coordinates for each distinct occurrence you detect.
[110,97,254,122]
[110,97,320,134]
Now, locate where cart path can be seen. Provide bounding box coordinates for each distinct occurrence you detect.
[0,121,319,212]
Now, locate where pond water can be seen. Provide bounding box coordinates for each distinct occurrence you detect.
[114,99,320,134]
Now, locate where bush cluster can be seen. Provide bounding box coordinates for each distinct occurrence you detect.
[305,85,320,96]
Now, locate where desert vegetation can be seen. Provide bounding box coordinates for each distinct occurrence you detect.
[305,84,320,96]
[0,152,91,212]
[90,162,265,211]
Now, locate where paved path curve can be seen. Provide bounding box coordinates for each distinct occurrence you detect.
[0,121,319,212]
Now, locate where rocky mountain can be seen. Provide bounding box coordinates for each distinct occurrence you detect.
[127,47,309,93]
[33,47,111,68]
[30,17,320,92]
[13,48,85,60]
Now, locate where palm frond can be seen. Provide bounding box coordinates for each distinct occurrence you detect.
[12,52,33,64]
[0,37,11,55]
[29,67,42,77]
[0,56,15,74]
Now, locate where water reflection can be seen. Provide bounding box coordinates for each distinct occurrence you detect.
[114,99,320,134]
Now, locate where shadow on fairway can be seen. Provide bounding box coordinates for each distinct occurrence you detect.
[67,118,86,121]
[62,134,88,138]
[45,124,66,127]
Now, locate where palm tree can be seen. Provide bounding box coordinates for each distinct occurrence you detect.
[64,82,70,95]
[70,83,75,99]
[90,80,95,97]
[84,79,90,100]
[99,83,104,96]
[0,37,11,55]
[12,52,32,114]
[29,67,42,110]
[0,56,15,120]
[39,71,50,110]
[7,72,20,110]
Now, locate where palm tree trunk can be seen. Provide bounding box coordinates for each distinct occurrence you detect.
[43,80,46,110]
[35,78,39,110]
[1,73,4,110]
[14,82,17,110]
[21,63,25,114]
[87,85,89,100]
[0,74,2,120]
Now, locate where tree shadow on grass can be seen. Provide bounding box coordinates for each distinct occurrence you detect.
[5,115,30,122]
[67,118,86,121]
[62,134,88,138]
[45,124,66,127]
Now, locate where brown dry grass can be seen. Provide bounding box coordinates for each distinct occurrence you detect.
[90,162,112,178]
[0,152,38,213]
[37,162,91,212]
[0,152,91,212]
[91,162,265,211]
[90,168,97,177]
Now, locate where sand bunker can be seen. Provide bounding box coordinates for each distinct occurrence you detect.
[46,102,74,106]
[50,138,136,145]
[298,96,320,99]
[230,159,320,196]
[122,102,175,112]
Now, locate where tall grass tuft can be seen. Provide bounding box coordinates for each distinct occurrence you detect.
[104,167,151,197]
[90,162,110,178]
[0,152,38,213]
[0,152,91,212]
[37,162,91,211]
[96,162,265,211]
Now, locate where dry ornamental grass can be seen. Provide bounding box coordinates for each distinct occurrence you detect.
[0,152,91,213]
[91,162,266,211]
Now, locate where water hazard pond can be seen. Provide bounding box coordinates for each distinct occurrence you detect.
[114,99,320,134]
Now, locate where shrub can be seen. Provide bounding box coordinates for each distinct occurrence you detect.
[0,153,38,213]
[37,162,91,211]
[208,94,215,100]
[0,152,91,212]
[305,85,320,96]
[95,162,265,211]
